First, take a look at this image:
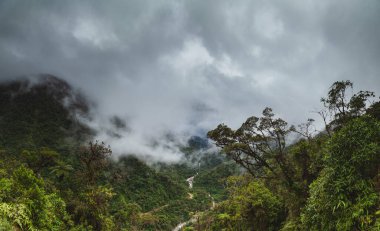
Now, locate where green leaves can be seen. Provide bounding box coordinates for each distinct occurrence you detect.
[208,107,294,184]
[0,165,71,230]
[78,141,112,184]
[302,116,380,230]
[21,147,60,173]
[205,80,380,230]
[320,80,376,129]
[204,175,285,231]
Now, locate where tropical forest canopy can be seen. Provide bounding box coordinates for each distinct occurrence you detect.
[0,76,379,231]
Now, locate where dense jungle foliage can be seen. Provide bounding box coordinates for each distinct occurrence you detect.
[0,76,379,231]
[186,80,380,231]
[0,76,233,231]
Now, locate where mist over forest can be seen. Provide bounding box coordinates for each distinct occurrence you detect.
[0,0,379,230]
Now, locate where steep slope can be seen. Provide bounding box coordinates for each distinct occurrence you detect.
[0,74,92,153]
[0,75,234,230]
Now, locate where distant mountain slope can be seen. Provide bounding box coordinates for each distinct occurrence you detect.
[0,74,92,152]
[109,156,187,211]
[0,75,237,230]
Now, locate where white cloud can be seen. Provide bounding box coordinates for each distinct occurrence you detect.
[254,7,284,40]
[162,39,243,79]
[160,38,213,76]
[0,0,379,162]
[72,18,119,49]
[214,54,243,78]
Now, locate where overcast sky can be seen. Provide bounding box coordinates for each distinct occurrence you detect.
[0,0,379,162]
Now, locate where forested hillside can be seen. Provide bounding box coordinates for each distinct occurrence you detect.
[0,75,236,230]
[0,76,379,231]
[186,80,380,230]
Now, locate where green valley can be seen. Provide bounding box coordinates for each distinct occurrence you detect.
[0,76,379,231]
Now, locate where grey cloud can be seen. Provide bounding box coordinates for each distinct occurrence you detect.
[0,0,379,162]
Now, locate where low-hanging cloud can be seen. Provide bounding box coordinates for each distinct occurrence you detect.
[0,0,379,162]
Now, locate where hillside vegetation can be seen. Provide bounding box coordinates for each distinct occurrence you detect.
[0,75,236,230]
[0,76,379,231]
[187,80,380,230]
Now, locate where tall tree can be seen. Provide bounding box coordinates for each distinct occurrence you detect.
[320,80,375,131]
[302,116,380,230]
[78,141,112,185]
[207,107,294,187]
